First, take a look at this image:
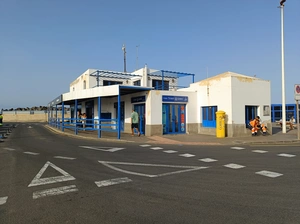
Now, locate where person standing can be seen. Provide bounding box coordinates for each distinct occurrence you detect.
[131,109,140,136]
[0,113,3,126]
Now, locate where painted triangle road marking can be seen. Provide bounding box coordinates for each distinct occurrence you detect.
[79,146,124,152]
[28,161,75,187]
[98,161,208,178]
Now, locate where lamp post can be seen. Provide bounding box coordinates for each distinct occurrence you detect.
[279,0,287,133]
[122,44,127,73]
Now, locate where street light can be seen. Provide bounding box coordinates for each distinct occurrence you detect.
[279,0,287,133]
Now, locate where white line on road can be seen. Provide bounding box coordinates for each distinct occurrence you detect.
[53,156,76,160]
[199,158,218,162]
[95,177,132,187]
[4,147,16,151]
[23,152,40,155]
[252,150,268,154]
[231,147,245,150]
[28,161,75,187]
[140,145,151,147]
[163,150,177,153]
[0,196,8,205]
[79,146,124,152]
[33,185,78,199]
[255,170,283,178]
[224,163,245,169]
[150,147,163,150]
[98,161,208,178]
[277,153,296,158]
[179,153,195,158]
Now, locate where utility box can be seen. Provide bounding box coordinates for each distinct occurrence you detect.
[216,111,226,138]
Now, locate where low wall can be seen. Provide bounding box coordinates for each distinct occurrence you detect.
[2,111,70,123]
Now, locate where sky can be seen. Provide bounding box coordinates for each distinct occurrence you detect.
[0,0,299,109]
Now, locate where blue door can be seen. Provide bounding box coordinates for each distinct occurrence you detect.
[245,106,257,126]
[162,104,186,134]
[134,104,145,135]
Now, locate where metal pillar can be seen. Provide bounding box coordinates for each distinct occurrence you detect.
[162,70,164,90]
[280,3,287,133]
[117,87,121,139]
[55,105,58,128]
[297,100,300,140]
[98,97,101,138]
[62,102,65,132]
[75,99,78,135]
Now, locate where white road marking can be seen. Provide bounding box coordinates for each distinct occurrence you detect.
[98,161,208,178]
[23,152,40,155]
[231,147,245,150]
[199,158,218,162]
[252,150,268,154]
[0,196,8,205]
[140,145,151,147]
[95,177,132,187]
[4,147,16,151]
[163,150,177,153]
[33,185,78,199]
[255,170,283,178]
[150,147,163,150]
[53,156,76,160]
[179,153,195,158]
[224,163,245,169]
[277,153,296,158]
[28,161,75,187]
[79,146,124,152]
[28,126,32,129]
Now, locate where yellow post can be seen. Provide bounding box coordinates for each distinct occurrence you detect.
[216,111,226,138]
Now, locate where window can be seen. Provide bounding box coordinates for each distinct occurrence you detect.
[202,106,217,127]
[134,80,141,86]
[152,80,169,90]
[103,80,123,86]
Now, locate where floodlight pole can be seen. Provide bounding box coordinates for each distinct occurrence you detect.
[122,44,127,73]
[279,1,287,133]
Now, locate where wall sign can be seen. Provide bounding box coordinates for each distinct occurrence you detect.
[131,96,146,103]
[162,95,188,102]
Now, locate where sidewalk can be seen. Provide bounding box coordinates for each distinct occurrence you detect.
[45,125,300,146]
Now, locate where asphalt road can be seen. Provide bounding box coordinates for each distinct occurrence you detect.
[0,123,300,224]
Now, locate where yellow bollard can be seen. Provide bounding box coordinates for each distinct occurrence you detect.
[216,111,226,138]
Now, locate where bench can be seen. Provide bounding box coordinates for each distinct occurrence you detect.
[276,121,297,129]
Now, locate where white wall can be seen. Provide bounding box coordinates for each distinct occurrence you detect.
[231,76,271,123]
[187,76,232,124]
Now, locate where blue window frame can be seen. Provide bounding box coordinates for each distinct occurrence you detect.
[133,80,141,86]
[103,80,122,86]
[271,104,297,122]
[202,106,217,127]
[152,80,169,90]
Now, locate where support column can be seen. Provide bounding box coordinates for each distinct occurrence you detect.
[117,87,121,139]
[62,102,65,132]
[55,105,58,128]
[98,97,101,138]
[75,99,78,135]
[297,100,300,140]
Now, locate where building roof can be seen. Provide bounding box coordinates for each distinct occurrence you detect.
[194,71,269,86]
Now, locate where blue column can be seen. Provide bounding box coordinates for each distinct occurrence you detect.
[162,70,164,90]
[75,99,78,135]
[62,102,65,132]
[55,105,58,128]
[98,96,101,138]
[117,86,121,139]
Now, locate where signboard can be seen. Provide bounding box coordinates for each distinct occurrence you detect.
[295,84,300,100]
[131,96,146,103]
[180,105,185,132]
[162,95,188,103]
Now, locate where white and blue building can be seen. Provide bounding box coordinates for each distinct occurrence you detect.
[48,65,272,138]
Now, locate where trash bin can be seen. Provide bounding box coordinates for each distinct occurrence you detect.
[216,111,226,138]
